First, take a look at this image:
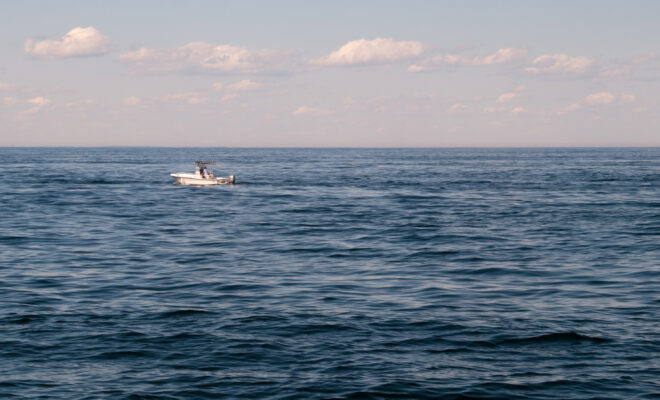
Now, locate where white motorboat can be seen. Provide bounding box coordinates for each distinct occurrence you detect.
[170,161,235,185]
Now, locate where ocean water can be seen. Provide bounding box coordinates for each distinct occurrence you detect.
[1,147,659,400]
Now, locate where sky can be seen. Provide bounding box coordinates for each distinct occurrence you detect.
[1,0,659,147]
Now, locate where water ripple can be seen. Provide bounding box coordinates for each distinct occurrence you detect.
[0,148,659,399]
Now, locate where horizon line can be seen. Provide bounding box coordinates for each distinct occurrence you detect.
[1,145,659,149]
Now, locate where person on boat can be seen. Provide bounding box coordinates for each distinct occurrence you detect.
[203,167,208,178]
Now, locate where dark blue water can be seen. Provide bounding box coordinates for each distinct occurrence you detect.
[1,148,659,399]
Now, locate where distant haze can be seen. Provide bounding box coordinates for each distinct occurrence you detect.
[1,1,659,147]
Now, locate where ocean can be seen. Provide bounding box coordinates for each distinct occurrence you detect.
[1,147,659,399]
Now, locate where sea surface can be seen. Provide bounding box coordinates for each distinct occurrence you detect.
[1,147,659,400]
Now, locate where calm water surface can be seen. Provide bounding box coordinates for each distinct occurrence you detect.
[1,148,659,399]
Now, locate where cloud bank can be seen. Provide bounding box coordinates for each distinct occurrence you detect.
[409,47,527,72]
[118,42,295,74]
[25,27,110,59]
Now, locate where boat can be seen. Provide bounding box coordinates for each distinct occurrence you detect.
[170,161,235,185]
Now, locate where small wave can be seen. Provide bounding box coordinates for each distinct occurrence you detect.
[496,332,611,345]
[0,235,30,244]
[157,309,214,318]
[232,314,289,324]
[91,350,154,360]
[2,314,47,324]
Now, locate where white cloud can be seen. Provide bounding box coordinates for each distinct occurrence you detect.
[162,92,207,105]
[16,96,52,119]
[27,97,52,107]
[409,55,471,71]
[212,79,265,101]
[584,91,616,106]
[409,47,527,72]
[118,42,295,74]
[122,92,208,107]
[496,92,520,103]
[292,106,333,116]
[187,97,206,105]
[474,48,529,65]
[228,79,263,91]
[511,106,527,114]
[25,26,110,59]
[558,92,636,115]
[123,96,142,106]
[313,38,426,67]
[0,81,16,91]
[566,103,582,112]
[447,103,469,114]
[619,94,636,103]
[556,103,582,116]
[524,53,596,76]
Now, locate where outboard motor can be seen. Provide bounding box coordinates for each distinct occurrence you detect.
[228,175,235,184]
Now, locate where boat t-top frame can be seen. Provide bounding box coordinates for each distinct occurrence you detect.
[194,161,216,168]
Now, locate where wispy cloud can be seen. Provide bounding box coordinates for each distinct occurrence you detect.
[495,85,526,104]
[211,79,267,103]
[3,96,19,106]
[483,105,527,115]
[25,27,110,59]
[162,92,207,105]
[122,92,208,107]
[26,96,52,108]
[292,105,333,116]
[627,52,660,65]
[447,103,469,114]
[409,47,527,72]
[16,96,52,119]
[123,96,142,106]
[118,42,295,74]
[223,79,264,92]
[597,53,660,79]
[496,92,520,103]
[313,38,426,67]
[524,53,597,77]
[584,91,616,106]
[619,94,636,103]
[0,81,17,91]
[557,91,636,115]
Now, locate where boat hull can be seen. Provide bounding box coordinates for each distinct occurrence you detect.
[170,173,235,185]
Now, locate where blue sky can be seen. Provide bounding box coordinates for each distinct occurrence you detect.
[1,1,659,146]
